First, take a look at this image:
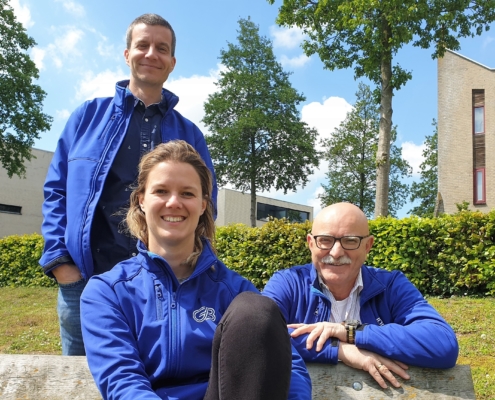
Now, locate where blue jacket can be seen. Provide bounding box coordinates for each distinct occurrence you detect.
[81,241,311,400]
[263,263,459,368]
[39,80,217,279]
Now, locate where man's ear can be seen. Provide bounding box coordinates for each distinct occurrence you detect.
[124,49,130,66]
[365,235,374,253]
[307,234,313,248]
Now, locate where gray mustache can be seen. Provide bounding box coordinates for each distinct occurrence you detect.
[321,255,352,265]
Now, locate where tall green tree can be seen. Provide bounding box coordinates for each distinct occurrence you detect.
[0,0,52,178]
[267,0,495,218]
[320,83,411,218]
[202,17,319,227]
[409,120,438,217]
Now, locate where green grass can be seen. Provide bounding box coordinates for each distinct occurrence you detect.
[429,296,495,400]
[0,288,493,398]
[0,287,60,354]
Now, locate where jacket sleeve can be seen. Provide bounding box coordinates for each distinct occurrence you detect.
[263,270,340,365]
[356,272,459,368]
[81,277,164,400]
[288,342,312,399]
[192,125,218,219]
[39,106,83,276]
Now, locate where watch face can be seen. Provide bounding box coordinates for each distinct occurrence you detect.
[345,319,361,327]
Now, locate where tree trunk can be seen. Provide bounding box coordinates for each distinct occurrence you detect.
[250,177,257,227]
[250,134,257,227]
[374,20,393,218]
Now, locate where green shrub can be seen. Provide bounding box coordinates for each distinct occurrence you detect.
[2,210,495,295]
[215,219,312,289]
[368,211,495,297]
[0,234,55,287]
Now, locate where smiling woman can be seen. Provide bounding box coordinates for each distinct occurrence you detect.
[80,140,312,400]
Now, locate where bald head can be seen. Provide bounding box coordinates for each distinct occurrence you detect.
[308,202,373,299]
[312,203,369,237]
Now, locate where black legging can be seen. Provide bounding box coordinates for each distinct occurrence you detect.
[204,291,292,400]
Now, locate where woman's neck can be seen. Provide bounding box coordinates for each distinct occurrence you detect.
[149,240,195,279]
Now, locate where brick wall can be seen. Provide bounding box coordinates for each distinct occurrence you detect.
[438,50,495,214]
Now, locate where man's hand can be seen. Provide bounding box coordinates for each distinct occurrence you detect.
[338,342,410,389]
[52,263,82,284]
[288,322,347,351]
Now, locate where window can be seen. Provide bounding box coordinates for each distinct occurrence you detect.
[474,169,486,204]
[474,106,484,134]
[257,202,310,223]
[472,90,486,204]
[0,203,22,215]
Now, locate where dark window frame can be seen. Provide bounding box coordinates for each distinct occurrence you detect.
[0,203,22,215]
[473,168,486,205]
[256,202,310,223]
[473,105,485,134]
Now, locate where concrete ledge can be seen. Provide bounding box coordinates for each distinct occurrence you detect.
[0,354,475,399]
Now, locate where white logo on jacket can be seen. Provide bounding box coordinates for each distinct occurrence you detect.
[193,306,216,322]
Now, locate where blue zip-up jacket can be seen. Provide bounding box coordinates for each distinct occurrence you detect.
[263,263,459,368]
[81,241,311,400]
[39,80,217,279]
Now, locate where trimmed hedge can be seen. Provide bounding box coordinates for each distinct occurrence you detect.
[215,220,312,289]
[0,234,55,287]
[216,211,495,296]
[1,210,495,295]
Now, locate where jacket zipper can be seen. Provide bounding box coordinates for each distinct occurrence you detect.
[155,283,164,320]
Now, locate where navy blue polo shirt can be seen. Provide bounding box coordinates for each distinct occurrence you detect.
[91,90,167,275]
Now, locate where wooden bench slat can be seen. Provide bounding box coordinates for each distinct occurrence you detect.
[0,355,476,399]
[307,363,476,400]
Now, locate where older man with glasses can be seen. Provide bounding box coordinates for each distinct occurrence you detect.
[263,202,459,389]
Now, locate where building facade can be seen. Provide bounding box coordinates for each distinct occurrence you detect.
[216,188,313,227]
[0,149,312,238]
[438,50,495,214]
[0,148,53,238]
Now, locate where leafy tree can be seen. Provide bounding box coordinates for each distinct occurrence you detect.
[267,0,495,218]
[203,17,319,227]
[409,120,438,217]
[0,0,52,178]
[320,83,411,218]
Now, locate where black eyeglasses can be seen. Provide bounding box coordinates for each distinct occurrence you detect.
[310,234,370,250]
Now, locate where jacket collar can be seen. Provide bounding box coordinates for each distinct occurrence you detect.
[114,80,179,112]
[136,239,217,279]
[309,263,386,304]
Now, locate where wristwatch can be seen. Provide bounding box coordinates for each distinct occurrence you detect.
[342,319,362,344]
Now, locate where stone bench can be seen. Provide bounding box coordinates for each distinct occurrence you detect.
[0,354,476,399]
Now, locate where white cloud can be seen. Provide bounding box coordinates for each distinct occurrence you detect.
[55,0,86,18]
[38,26,85,69]
[55,109,71,120]
[164,67,221,133]
[56,27,85,56]
[10,0,33,28]
[279,54,310,69]
[31,47,46,70]
[97,36,119,60]
[482,36,495,49]
[308,186,325,217]
[402,141,425,177]
[301,96,353,149]
[270,26,306,49]
[35,26,89,71]
[76,68,127,100]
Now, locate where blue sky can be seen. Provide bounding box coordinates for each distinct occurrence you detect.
[10,0,495,218]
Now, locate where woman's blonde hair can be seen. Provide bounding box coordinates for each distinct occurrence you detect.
[126,140,215,266]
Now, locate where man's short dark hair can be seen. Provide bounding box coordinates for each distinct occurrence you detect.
[126,13,176,56]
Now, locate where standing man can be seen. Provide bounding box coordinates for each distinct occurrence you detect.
[40,14,217,356]
[263,203,458,389]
